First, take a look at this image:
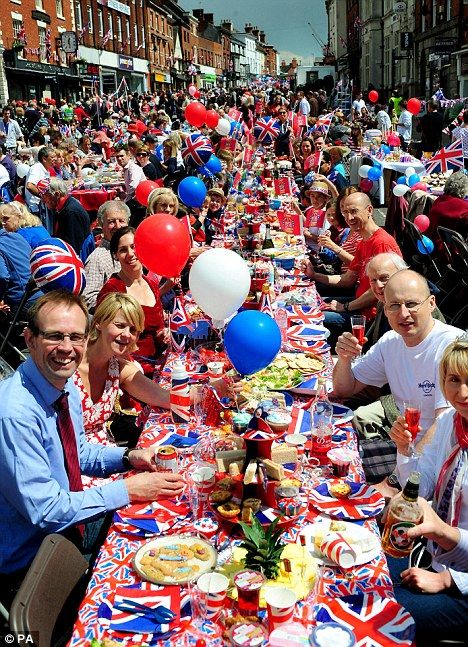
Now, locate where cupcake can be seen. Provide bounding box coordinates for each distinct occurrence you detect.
[243,497,261,513]
[275,484,299,499]
[327,447,354,477]
[329,481,352,499]
[211,490,232,504]
[266,408,292,434]
[280,477,302,489]
[193,516,219,540]
[217,502,241,519]
[277,495,303,517]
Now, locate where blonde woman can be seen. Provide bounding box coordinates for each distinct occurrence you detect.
[0,201,49,248]
[146,187,179,216]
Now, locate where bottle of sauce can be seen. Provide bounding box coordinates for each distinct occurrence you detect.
[381,471,423,558]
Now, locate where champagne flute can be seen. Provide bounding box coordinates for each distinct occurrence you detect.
[403,400,421,459]
[350,314,366,351]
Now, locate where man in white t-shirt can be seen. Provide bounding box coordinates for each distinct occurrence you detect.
[25,146,55,214]
[333,269,463,485]
[396,100,413,146]
[351,92,366,120]
[296,90,310,117]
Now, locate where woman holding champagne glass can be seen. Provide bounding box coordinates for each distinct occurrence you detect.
[387,337,468,645]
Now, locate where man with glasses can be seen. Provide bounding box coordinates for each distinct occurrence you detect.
[115,145,145,204]
[333,269,463,487]
[0,290,184,607]
[82,201,130,313]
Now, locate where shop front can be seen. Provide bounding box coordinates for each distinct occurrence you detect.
[199,64,216,89]
[3,52,80,101]
[80,47,148,96]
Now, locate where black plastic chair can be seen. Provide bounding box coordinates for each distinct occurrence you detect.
[436,226,468,328]
[402,218,444,283]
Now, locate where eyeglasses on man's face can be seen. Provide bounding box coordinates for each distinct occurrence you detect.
[38,330,87,345]
[385,295,431,313]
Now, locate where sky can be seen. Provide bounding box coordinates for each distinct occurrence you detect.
[179,0,328,66]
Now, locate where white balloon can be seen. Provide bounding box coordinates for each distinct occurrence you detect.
[358,164,372,179]
[393,184,410,197]
[215,118,231,137]
[405,166,416,177]
[189,248,251,320]
[188,84,197,97]
[16,163,30,179]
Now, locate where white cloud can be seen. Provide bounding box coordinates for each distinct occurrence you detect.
[278,50,317,66]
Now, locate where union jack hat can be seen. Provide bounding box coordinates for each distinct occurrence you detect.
[36,178,51,196]
[181,133,213,167]
[30,238,86,295]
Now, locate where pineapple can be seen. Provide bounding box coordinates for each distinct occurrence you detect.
[239,516,285,580]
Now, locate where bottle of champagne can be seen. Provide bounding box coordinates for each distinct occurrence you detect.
[262,223,274,250]
[381,471,423,558]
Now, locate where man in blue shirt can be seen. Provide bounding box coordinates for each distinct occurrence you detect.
[0,228,42,314]
[0,289,184,604]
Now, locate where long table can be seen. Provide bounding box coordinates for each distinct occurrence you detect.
[69,300,415,646]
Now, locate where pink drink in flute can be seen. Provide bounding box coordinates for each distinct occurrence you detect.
[351,314,366,346]
[404,402,421,440]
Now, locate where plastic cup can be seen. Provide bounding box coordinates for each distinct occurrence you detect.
[207,361,224,380]
[233,569,265,616]
[196,572,229,622]
[264,587,297,632]
[309,622,356,646]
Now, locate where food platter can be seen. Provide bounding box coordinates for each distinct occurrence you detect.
[134,535,217,585]
[241,352,325,397]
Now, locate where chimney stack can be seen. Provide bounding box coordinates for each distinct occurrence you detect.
[244,23,253,33]
[259,31,266,44]
[251,26,260,39]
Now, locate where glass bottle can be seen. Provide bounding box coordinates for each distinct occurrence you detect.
[262,223,274,250]
[381,471,423,558]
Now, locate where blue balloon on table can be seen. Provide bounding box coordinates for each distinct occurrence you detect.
[397,176,408,185]
[417,235,434,254]
[178,176,207,208]
[408,174,421,187]
[381,144,391,154]
[367,166,382,181]
[224,310,282,376]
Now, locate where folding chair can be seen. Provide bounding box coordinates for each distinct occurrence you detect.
[9,534,88,647]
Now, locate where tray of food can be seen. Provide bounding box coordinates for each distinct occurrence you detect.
[133,535,217,584]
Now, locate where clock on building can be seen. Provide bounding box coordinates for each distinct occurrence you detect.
[61,31,78,54]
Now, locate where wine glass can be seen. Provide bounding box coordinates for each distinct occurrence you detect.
[351,314,366,352]
[193,384,208,430]
[403,400,421,460]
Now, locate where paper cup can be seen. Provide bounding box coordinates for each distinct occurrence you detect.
[207,361,224,380]
[265,587,297,632]
[285,433,308,456]
[191,465,216,498]
[193,516,219,540]
[320,532,357,568]
[197,572,229,621]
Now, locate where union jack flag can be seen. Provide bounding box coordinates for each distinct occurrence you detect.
[424,138,465,174]
[316,593,416,646]
[170,293,192,352]
[259,290,273,317]
[253,116,280,144]
[181,133,213,167]
[30,238,86,295]
[101,29,112,48]
[309,112,334,137]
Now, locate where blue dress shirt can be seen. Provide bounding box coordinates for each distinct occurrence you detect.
[0,357,130,574]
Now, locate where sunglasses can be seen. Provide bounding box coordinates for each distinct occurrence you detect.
[136,152,148,157]
[278,111,287,115]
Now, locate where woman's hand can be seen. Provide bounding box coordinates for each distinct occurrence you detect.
[157,327,171,346]
[318,234,338,252]
[212,376,243,401]
[301,259,315,278]
[389,415,419,455]
[406,498,460,552]
[399,567,453,594]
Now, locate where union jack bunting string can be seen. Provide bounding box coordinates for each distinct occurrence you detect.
[101,29,112,47]
[424,139,465,174]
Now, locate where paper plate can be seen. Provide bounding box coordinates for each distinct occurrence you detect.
[289,375,319,395]
[134,536,217,585]
[332,403,354,425]
[309,482,385,520]
[299,516,380,566]
[316,594,416,646]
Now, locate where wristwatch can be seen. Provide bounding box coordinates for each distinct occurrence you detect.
[122,448,133,470]
[343,301,350,312]
[386,472,401,490]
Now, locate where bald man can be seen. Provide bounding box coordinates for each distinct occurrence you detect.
[333,269,463,485]
[304,192,402,346]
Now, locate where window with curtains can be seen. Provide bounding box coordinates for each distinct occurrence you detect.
[108,14,113,38]
[126,19,130,43]
[87,6,93,33]
[38,26,47,62]
[75,0,82,31]
[134,23,138,47]
[56,0,64,17]
[98,9,103,36]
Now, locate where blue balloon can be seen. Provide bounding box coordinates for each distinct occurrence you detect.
[224,310,281,376]
[367,167,382,181]
[397,176,408,185]
[30,238,86,294]
[269,199,281,210]
[155,144,164,161]
[408,174,420,187]
[178,176,207,208]
[381,145,391,154]
[417,236,434,255]
[205,154,222,174]
[198,165,213,177]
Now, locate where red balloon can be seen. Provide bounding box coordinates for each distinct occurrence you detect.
[135,180,158,206]
[414,214,430,233]
[369,90,379,103]
[407,98,421,115]
[134,214,192,277]
[185,100,206,127]
[411,182,428,192]
[360,178,374,192]
[387,133,400,147]
[193,90,201,99]
[205,109,220,129]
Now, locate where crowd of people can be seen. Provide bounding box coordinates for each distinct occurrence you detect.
[0,83,467,645]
